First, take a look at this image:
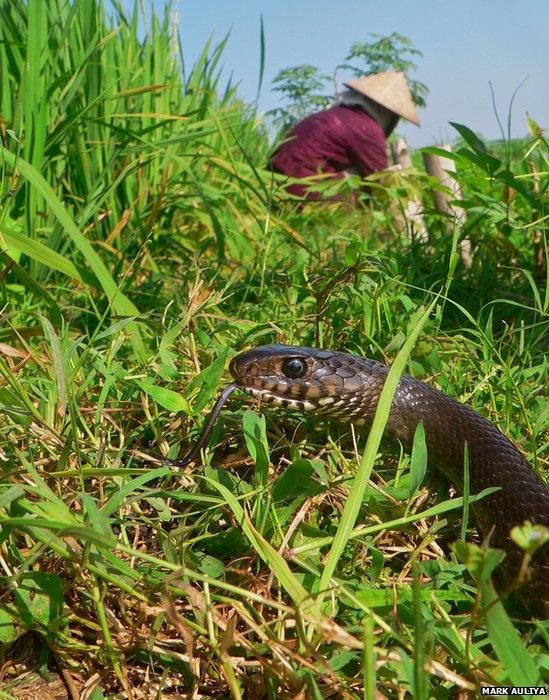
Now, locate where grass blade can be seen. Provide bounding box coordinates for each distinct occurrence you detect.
[311,298,438,619]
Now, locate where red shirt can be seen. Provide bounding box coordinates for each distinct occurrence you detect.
[270,105,388,198]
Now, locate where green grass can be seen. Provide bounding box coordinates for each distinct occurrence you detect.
[0,1,547,697]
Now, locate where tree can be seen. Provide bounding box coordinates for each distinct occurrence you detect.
[269,33,428,132]
[339,33,429,107]
[268,65,331,131]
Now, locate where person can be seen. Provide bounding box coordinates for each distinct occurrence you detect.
[270,71,420,200]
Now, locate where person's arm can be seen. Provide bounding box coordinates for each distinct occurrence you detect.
[347,133,388,176]
[341,117,389,176]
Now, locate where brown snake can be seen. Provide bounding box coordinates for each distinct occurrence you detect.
[173,344,549,617]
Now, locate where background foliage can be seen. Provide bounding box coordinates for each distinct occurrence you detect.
[269,31,428,131]
[0,1,547,697]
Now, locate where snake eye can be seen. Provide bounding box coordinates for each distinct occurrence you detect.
[282,358,307,379]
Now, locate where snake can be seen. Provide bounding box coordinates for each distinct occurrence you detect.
[172,344,549,617]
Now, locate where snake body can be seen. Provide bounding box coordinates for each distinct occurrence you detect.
[227,344,549,616]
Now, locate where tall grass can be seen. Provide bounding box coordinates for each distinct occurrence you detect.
[0,1,547,697]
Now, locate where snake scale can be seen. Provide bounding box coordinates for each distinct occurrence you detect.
[174,344,549,617]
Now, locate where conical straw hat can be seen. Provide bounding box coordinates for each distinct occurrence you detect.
[344,71,420,126]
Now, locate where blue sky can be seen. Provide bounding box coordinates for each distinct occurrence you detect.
[157,1,547,147]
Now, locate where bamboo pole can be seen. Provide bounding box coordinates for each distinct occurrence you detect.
[391,137,428,243]
[422,144,472,267]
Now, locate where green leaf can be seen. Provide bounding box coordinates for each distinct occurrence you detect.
[369,547,384,584]
[135,379,191,413]
[412,565,428,700]
[457,147,501,175]
[198,554,225,579]
[452,541,505,585]
[409,421,427,496]
[94,317,139,341]
[481,580,541,685]
[511,521,549,555]
[81,493,114,537]
[460,441,471,542]
[0,223,93,284]
[272,458,326,501]
[497,168,534,200]
[42,317,67,417]
[355,587,470,608]
[449,122,489,153]
[0,573,64,641]
[363,615,376,700]
[242,410,270,485]
[327,650,359,671]
[0,605,21,644]
[420,146,461,162]
[0,485,25,508]
[101,467,172,517]
[187,348,229,412]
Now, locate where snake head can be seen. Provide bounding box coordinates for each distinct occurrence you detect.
[229,344,383,419]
